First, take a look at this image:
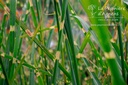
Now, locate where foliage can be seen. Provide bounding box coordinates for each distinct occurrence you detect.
[0,0,128,85]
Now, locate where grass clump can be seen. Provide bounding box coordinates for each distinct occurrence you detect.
[0,0,128,85]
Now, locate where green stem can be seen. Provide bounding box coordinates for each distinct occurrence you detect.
[64,8,80,85]
[117,25,125,80]
[52,60,59,85]
[0,56,10,85]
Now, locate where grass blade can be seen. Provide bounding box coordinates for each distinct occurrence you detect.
[117,25,125,79]
[0,55,10,85]
[64,8,80,85]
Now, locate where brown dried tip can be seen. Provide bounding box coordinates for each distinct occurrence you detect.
[16,10,22,19]
[6,28,10,34]
[0,0,6,6]
[25,29,33,37]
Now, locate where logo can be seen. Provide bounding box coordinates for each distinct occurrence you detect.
[88,4,97,17]
[87,4,126,26]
